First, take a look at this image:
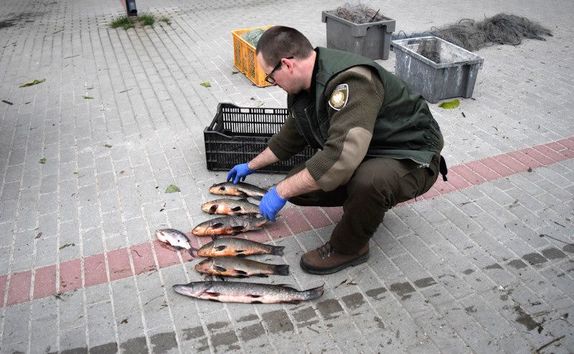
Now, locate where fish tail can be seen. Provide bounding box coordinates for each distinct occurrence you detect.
[302,284,324,300]
[273,264,290,276]
[271,245,284,256]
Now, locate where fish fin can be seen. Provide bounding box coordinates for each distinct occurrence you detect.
[231,226,245,235]
[273,264,290,276]
[247,294,262,298]
[230,206,242,212]
[235,270,248,276]
[303,284,325,300]
[271,246,285,256]
[254,274,269,278]
[214,265,227,272]
[205,291,221,297]
[215,245,227,251]
[285,299,303,304]
[250,300,263,304]
[212,222,224,228]
[235,250,246,257]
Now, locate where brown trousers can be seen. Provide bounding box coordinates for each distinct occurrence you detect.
[288,156,439,254]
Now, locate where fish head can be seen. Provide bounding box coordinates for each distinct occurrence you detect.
[194,259,214,273]
[201,201,219,214]
[209,183,241,196]
[172,282,212,297]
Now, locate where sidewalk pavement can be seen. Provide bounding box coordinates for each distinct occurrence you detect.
[0,0,573,353]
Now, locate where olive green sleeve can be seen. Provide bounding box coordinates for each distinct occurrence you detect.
[306,66,385,191]
[268,114,308,161]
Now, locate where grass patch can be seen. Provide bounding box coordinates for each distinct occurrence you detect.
[110,16,134,30]
[109,13,170,30]
[139,13,155,26]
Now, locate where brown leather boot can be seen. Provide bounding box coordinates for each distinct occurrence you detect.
[300,242,369,275]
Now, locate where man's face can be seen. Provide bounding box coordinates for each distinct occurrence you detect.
[257,53,298,94]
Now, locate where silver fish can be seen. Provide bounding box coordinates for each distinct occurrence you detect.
[195,257,289,278]
[155,228,192,250]
[201,198,260,215]
[173,281,324,304]
[209,182,267,199]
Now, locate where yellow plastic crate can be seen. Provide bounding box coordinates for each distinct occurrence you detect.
[232,25,272,87]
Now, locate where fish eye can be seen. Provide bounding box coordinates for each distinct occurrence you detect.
[209,205,217,213]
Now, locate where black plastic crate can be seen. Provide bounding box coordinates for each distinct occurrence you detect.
[204,103,316,174]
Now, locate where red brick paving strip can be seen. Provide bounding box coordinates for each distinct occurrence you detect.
[84,254,108,287]
[59,259,82,293]
[1,136,572,308]
[108,248,132,281]
[7,271,31,306]
[33,265,57,299]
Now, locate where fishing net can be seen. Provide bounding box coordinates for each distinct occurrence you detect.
[332,3,385,23]
[242,28,266,46]
[394,13,552,51]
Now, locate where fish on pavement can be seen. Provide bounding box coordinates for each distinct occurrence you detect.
[201,198,260,215]
[196,237,284,257]
[155,229,192,251]
[209,182,267,199]
[191,215,267,236]
[173,281,324,304]
[195,257,289,278]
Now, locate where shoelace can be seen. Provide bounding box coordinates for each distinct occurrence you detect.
[318,242,333,259]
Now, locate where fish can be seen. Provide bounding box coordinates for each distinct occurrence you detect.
[155,228,192,251]
[209,182,267,199]
[195,257,289,278]
[196,237,284,257]
[172,281,324,304]
[201,198,260,215]
[191,215,267,236]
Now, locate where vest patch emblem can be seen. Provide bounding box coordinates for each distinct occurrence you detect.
[328,84,349,111]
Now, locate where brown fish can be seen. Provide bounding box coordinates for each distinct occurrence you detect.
[196,237,284,257]
[173,281,324,304]
[201,198,260,215]
[209,182,267,199]
[195,257,289,278]
[191,215,267,236]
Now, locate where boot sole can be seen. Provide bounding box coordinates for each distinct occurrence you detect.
[300,252,369,275]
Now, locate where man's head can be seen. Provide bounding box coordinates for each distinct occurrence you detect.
[256,26,315,93]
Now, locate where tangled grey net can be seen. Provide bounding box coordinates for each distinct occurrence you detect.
[394,13,552,51]
[332,3,385,24]
[242,28,266,47]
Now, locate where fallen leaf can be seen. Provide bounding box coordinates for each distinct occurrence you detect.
[438,99,460,109]
[200,81,211,88]
[59,243,75,250]
[19,79,46,88]
[39,158,47,164]
[104,144,112,148]
[1,99,13,105]
[165,184,181,193]
[83,96,94,99]
[35,232,43,239]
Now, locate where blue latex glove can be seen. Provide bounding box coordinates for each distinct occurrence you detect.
[227,163,254,184]
[259,187,286,222]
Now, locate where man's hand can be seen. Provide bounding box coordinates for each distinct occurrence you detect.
[227,163,254,184]
[259,187,286,222]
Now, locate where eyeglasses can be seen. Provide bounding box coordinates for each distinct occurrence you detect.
[264,56,293,85]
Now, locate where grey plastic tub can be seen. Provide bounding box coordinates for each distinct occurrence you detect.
[392,36,484,103]
[322,11,396,60]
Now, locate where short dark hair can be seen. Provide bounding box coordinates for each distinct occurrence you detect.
[256,26,314,66]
